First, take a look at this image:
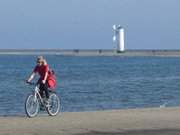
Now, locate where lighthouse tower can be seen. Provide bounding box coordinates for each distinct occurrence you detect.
[113,25,125,53]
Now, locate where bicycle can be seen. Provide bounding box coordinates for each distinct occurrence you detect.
[25,82,60,118]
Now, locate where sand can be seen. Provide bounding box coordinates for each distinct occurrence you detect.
[0,107,180,135]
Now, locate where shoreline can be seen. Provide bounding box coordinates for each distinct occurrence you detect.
[1,49,180,57]
[1,107,180,135]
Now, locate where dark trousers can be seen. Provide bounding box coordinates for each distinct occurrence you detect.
[39,82,49,99]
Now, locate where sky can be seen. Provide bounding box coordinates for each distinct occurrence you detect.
[0,0,179,49]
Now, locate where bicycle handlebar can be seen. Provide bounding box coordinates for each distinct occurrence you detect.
[26,81,36,86]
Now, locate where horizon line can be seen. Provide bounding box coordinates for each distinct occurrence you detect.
[1,49,180,51]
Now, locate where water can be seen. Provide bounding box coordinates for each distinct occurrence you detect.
[0,55,180,116]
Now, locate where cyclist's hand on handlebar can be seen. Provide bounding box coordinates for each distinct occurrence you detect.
[26,81,36,85]
[42,80,46,84]
[26,80,32,84]
[26,80,29,83]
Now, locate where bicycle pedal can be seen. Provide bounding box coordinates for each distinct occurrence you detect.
[46,104,51,107]
[40,105,45,111]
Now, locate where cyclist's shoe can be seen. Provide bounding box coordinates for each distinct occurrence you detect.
[40,105,45,111]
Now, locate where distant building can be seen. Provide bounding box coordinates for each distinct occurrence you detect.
[113,25,125,53]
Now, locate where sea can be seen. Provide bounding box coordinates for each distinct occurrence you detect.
[0,55,180,116]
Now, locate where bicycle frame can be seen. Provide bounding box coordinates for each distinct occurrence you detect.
[33,85,45,106]
[25,82,60,117]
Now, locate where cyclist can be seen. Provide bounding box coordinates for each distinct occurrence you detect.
[27,56,50,104]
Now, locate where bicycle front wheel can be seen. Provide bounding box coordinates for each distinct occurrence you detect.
[25,94,39,118]
[47,93,60,116]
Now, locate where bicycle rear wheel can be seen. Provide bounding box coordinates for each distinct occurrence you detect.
[25,94,39,118]
[47,93,60,116]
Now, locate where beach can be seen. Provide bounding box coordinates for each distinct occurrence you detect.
[0,54,180,135]
[0,107,180,135]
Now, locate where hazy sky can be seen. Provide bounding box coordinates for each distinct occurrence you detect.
[0,0,179,49]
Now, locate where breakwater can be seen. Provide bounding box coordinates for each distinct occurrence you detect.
[1,49,180,56]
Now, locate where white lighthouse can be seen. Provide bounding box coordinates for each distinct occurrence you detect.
[113,25,125,52]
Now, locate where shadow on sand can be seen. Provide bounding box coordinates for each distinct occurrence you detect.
[75,129,180,135]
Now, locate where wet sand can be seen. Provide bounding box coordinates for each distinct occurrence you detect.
[0,107,180,135]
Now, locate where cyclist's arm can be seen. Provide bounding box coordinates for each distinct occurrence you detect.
[42,65,49,84]
[27,72,36,82]
[42,72,48,84]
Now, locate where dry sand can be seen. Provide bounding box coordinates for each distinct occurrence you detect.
[0,107,180,135]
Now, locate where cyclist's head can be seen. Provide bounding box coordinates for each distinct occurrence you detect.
[37,56,47,66]
[37,56,44,66]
